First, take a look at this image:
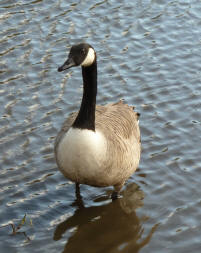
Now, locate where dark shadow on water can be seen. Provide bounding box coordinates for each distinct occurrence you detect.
[53,183,158,253]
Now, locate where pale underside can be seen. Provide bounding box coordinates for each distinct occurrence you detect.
[55,101,141,189]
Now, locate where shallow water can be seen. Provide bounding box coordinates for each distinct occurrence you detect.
[0,0,201,252]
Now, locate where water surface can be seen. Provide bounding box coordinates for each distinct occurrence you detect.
[0,0,201,252]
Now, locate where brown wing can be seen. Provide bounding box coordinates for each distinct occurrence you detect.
[95,101,140,142]
[94,101,141,185]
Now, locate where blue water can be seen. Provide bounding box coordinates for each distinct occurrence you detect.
[0,0,201,252]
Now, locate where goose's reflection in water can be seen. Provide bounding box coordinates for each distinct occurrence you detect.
[54,183,158,253]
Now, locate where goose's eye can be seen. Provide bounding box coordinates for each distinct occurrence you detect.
[81,48,85,55]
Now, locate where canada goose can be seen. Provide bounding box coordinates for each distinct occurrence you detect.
[55,43,141,199]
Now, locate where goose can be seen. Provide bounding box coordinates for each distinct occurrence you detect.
[55,43,141,199]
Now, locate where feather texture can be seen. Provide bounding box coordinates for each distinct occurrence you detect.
[55,101,141,189]
[55,43,141,196]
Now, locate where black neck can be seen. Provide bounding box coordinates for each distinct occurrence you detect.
[72,60,97,131]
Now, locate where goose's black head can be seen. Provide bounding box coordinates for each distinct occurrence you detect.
[58,43,96,72]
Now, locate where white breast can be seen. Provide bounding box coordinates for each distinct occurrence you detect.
[56,128,107,184]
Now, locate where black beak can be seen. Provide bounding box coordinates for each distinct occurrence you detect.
[58,57,76,72]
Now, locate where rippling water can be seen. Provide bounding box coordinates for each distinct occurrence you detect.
[0,0,201,252]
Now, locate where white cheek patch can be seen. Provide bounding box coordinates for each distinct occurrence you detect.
[81,48,96,67]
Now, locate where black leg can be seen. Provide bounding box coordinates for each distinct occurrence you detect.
[112,182,124,200]
[74,183,84,208]
[75,183,80,197]
[111,191,119,201]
